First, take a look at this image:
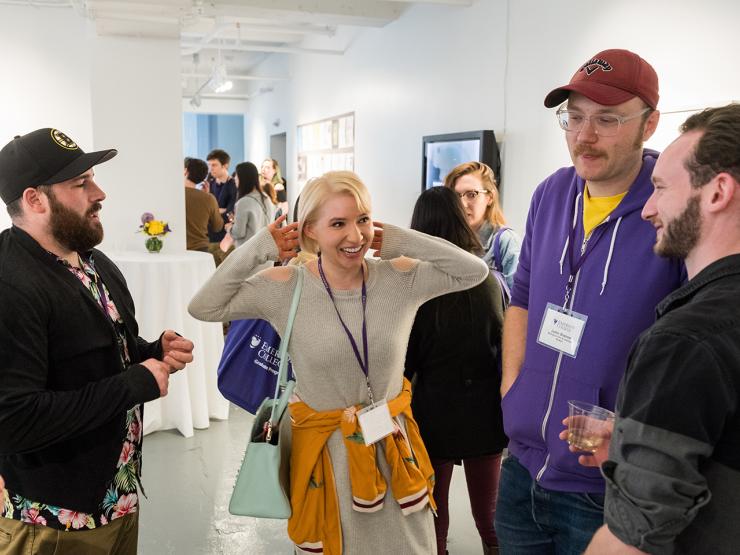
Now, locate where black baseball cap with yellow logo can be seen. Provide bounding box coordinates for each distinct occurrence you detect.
[0,128,117,204]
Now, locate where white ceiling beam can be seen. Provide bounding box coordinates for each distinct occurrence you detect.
[85,0,191,10]
[183,21,337,38]
[85,0,403,26]
[185,94,252,100]
[200,0,403,28]
[181,39,344,56]
[88,11,180,25]
[180,22,231,56]
[94,17,181,38]
[0,0,72,6]
[182,73,288,82]
[383,0,473,5]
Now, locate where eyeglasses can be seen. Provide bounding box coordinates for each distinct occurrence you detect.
[555,107,651,137]
[456,190,490,201]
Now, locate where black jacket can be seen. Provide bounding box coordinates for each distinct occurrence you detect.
[0,226,161,512]
[604,254,740,554]
[404,273,507,459]
[206,176,237,242]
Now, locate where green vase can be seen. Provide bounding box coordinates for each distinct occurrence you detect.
[145,236,163,253]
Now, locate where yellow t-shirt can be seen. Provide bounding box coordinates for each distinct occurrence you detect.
[582,187,627,236]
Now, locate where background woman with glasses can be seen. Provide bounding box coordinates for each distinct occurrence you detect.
[444,161,521,291]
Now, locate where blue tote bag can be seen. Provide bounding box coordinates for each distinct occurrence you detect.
[217,318,295,414]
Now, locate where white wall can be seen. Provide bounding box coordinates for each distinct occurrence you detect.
[0,6,93,231]
[90,35,185,252]
[0,7,185,253]
[244,1,508,227]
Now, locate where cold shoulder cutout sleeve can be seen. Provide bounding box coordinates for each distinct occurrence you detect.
[188,227,296,323]
[378,223,488,304]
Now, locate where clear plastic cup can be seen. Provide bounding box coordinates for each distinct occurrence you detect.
[566,400,615,453]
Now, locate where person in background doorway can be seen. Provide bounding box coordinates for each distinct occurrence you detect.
[261,157,288,219]
[405,186,506,555]
[0,128,194,554]
[184,156,223,259]
[495,49,685,554]
[444,161,520,292]
[206,148,237,265]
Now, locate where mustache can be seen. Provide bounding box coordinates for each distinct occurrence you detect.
[573,145,606,158]
[86,203,102,216]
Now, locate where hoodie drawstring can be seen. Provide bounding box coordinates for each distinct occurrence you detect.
[559,192,582,275]
[600,216,622,295]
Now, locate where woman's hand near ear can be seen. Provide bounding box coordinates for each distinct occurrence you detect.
[269,214,300,260]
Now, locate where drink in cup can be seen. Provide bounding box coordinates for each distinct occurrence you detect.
[567,400,615,453]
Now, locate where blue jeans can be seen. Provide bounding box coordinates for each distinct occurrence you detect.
[494,455,605,555]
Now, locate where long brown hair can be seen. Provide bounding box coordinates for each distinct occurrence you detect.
[444,161,506,227]
[410,187,482,255]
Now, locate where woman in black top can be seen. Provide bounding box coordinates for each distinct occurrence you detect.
[405,186,506,555]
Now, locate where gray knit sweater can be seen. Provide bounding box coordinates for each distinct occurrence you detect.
[189,223,488,554]
[230,190,273,248]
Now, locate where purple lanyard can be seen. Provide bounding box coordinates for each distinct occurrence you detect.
[317,254,374,404]
[564,202,610,306]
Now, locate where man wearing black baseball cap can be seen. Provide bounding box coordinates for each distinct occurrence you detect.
[495,50,685,553]
[0,128,194,553]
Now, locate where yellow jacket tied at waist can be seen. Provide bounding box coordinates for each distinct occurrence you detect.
[288,377,436,555]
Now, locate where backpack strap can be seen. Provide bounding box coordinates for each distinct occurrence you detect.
[492,227,511,272]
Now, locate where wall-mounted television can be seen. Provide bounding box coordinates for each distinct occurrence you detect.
[421,130,500,192]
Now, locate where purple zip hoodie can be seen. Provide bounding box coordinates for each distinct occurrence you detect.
[504,149,685,493]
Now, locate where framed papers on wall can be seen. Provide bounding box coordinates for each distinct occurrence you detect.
[296,112,355,189]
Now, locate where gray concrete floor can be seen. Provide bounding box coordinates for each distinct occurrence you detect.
[139,405,482,554]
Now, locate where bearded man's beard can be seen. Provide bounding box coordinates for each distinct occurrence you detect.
[655,194,702,259]
[47,191,104,253]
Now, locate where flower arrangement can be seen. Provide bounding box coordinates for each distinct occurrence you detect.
[138,212,171,253]
[139,212,171,237]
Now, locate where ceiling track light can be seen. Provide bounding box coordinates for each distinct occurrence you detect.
[209,47,233,94]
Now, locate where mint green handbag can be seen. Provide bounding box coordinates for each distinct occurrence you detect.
[228,269,303,518]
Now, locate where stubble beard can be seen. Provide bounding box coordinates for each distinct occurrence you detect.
[654,194,702,259]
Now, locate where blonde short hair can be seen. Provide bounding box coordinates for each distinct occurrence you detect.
[443,161,506,227]
[298,171,372,254]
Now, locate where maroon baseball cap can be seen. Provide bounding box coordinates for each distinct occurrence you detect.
[544,49,659,110]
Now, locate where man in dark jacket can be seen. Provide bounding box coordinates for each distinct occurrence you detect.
[0,128,194,553]
[580,104,740,554]
[205,148,236,265]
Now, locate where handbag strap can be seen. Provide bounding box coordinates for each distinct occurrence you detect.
[268,267,303,426]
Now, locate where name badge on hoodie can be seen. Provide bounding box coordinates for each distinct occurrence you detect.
[357,400,395,446]
[537,302,588,358]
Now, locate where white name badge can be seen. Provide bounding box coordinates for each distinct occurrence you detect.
[536,302,588,358]
[357,400,395,446]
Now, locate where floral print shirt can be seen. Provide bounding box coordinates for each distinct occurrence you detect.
[1,254,142,530]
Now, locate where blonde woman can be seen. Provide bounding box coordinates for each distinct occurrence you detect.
[444,162,521,291]
[189,171,488,554]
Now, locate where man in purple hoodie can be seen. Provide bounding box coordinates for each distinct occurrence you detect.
[495,49,685,553]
